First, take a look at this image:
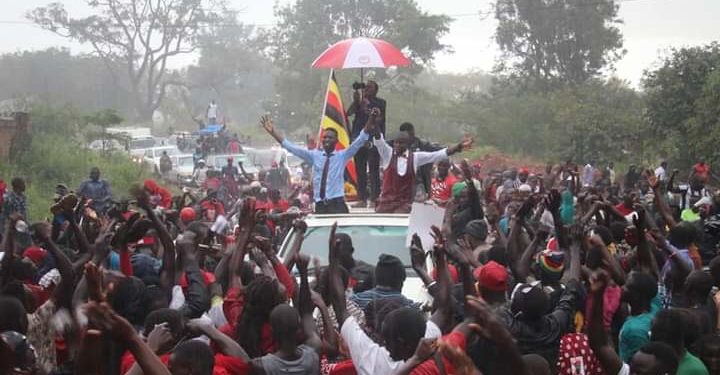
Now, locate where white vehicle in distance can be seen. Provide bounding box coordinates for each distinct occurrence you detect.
[277,213,432,305]
[142,145,181,172]
[208,154,258,178]
[167,154,196,185]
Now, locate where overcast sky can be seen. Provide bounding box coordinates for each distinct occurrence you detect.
[1,0,718,86]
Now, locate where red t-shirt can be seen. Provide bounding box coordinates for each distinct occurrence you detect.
[614,203,633,216]
[430,175,458,203]
[218,322,276,356]
[694,163,710,181]
[121,351,249,375]
[269,199,290,213]
[410,331,466,375]
[178,269,217,289]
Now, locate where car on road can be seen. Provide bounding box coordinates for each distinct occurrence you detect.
[277,213,432,305]
[142,145,181,172]
[166,154,196,184]
[208,153,258,177]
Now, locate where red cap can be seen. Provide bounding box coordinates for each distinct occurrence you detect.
[23,246,47,265]
[519,167,530,174]
[473,261,508,292]
[138,235,156,246]
[431,264,459,284]
[180,207,196,223]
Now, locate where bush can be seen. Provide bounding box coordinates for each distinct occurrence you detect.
[0,107,150,221]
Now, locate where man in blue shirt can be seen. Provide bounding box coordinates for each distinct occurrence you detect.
[260,109,378,213]
[77,167,112,213]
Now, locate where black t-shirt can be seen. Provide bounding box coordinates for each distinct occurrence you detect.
[351,97,386,139]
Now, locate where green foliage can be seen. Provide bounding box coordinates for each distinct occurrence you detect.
[0,107,150,221]
[29,0,231,121]
[495,0,624,87]
[643,42,720,167]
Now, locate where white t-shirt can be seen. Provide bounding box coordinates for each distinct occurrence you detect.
[207,103,218,119]
[617,363,629,375]
[340,316,441,375]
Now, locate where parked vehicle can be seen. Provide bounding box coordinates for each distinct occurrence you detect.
[142,145,181,172]
[277,213,431,305]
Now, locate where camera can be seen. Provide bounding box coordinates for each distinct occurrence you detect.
[352,81,366,90]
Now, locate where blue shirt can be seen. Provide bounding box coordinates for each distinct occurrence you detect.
[282,130,369,202]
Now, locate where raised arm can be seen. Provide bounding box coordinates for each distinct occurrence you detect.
[136,191,176,293]
[587,271,625,375]
[36,224,75,309]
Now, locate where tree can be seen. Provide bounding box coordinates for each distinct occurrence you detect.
[185,12,275,128]
[269,0,451,129]
[29,0,228,121]
[0,48,133,114]
[643,43,720,167]
[494,0,624,88]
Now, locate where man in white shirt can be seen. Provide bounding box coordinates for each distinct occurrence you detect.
[373,131,473,213]
[207,100,218,124]
[654,161,668,182]
[193,159,209,187]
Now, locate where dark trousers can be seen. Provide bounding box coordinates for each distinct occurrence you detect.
[354,146,380,202]
[315,197,349,214]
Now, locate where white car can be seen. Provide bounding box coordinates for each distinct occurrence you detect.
[277,213,432,305]
[142,145,181,171]
[167,154,196,183]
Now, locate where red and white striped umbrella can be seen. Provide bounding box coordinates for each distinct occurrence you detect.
[311,37,411,69]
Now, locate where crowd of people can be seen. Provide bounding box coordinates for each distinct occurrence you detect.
[1,91,720,374]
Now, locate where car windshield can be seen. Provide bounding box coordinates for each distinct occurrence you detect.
[129,138,155,150]
[177,156,194,167]
[284,225,409,267]
[163,148,180,156]
[248,149,280,169]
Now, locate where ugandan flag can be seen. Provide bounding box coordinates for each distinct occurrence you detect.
[318,70,358,191]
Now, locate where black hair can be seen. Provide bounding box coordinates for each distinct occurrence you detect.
[609,221,627,243]
[685,270,714,304]
[709,256,720,285]
[171,340,215,375]
[324,128,339,136]
[315,266,349,304]
[236,276,283,358]
[0,296,28,334]
[365,296,410,343]
[627,271,658,305]
[399,122,414,132]
[374,254,406,290]
[143,308,185,339]
[668,221,698,249]
[592,225,613,246]
[111,276,148,327]
[381,307,426,357]
[511,284,550,321]
[269,304,300,343]
[651,308,686,352]
[486,245,508,266]
[11,177,23,189]
[335,233,353,253]
[636,342,679,374]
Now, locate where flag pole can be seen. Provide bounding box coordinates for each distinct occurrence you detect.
[317,69,334,150]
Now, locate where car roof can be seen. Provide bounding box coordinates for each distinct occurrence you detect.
[302,213,409,227]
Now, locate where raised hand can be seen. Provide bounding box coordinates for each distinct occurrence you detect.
[546,189,562,213]
[515,196,536,220]
[85,262,108,302]
[465,295,502,339]
[84,301,137,343]
[459,135,474,151]
[296,253,311,274]
[410,233,426,271]
[589,269,609,293]
[328,221,339,266]
[146,322,174,353]
[260,115,274,134]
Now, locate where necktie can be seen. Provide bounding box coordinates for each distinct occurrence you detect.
[320,154,331,200]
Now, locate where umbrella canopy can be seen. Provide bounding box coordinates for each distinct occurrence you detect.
[311,37,411,69]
